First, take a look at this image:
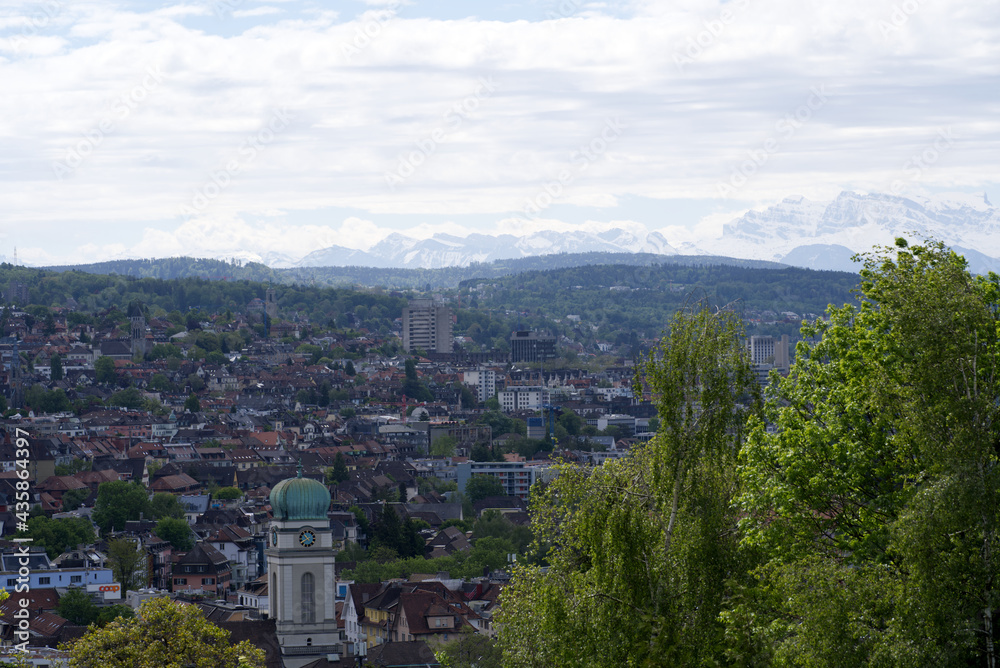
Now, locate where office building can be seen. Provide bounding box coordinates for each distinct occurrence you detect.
[510,330,557,363]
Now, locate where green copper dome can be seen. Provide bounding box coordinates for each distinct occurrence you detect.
[270,466,331,521]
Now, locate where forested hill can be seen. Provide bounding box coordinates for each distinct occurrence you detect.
[458,262,860,340]
[42,252,809,290]
[42,257,281,284]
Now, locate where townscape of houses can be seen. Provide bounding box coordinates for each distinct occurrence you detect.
[0,288,796,666]
[0,292,723,667]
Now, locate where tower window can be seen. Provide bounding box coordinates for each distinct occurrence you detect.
[301,572,315,623]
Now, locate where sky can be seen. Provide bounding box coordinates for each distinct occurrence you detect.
[1,0,998,266]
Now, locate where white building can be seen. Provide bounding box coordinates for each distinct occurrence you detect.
[498,386,549,412]
[464,367,499,404]
[1,551,119,600]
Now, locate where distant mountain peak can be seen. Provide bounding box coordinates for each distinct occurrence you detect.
[295,227,678,270]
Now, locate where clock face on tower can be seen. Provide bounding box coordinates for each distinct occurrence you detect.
[298,529,316,547]
[271,527,278,546]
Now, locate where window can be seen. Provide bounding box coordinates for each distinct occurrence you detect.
[202,578,214,585]
[39,577,50,585]
[6,579,15,587]
[71,576,82,583]
[301,572,315,623]
[174,578,187,585]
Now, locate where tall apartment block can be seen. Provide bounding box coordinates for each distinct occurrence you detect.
[748,335,790,371]
[402,299,453,353]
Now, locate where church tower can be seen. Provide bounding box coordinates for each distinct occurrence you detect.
[267,466,340,667]
[265,288,278,319]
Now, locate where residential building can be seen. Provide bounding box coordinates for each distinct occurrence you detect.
[455,461,539,501]
[402,300,453,354]
[748,335,790,372]
[498,386,549,412]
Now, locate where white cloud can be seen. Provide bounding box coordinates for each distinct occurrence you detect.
[0,0,998,264]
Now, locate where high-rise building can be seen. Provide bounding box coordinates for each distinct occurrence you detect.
[510,330,557,363]
[748,335,790,371]
[402,299,453,353]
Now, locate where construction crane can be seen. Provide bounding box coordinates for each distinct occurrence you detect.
[542,403,562,442]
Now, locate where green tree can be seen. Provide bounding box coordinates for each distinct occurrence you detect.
[184,393,200,413]
[498,303,759,667]
[402,358,433,402]
[325,452,349,485]
[50,354,63,381]
[109,387,144,409]
[155,517,194,551]
[64,597,265,668]
[150,493,185,520]
[186,374,205,393]
[147,373,173,393]
[57,587,98,626]
[464,474,505,504]
[18,516,95,559]
[106,538,147,592]
[437,631,502,668]
[93,481,151,534]
[94,356,116,384]
[95,604,135,627]
[213,487,242,501]
[732,240,1000,666]
[61,487,90,512]
[431,435,457,457]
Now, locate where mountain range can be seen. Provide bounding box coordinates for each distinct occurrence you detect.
[288,191,1000,274]
[295,228,677,269]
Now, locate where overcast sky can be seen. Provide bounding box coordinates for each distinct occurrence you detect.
[1,0,998,265]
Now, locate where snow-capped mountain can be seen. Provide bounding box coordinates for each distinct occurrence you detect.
[297,228,678,269]
[156,191,998,274]
[709,191,1000,272]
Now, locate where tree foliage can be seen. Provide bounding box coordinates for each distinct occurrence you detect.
[732,240,1000,666]
[325,452,349,485]
[463,474,505,504]
[155,518,194,551]
[93,481,151,534]
[64,596,265,668]
[150,492,185,520]
[17,516,95,559]
[498,303,759,666]
[94,356,116,384]
[107,538,147,592]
